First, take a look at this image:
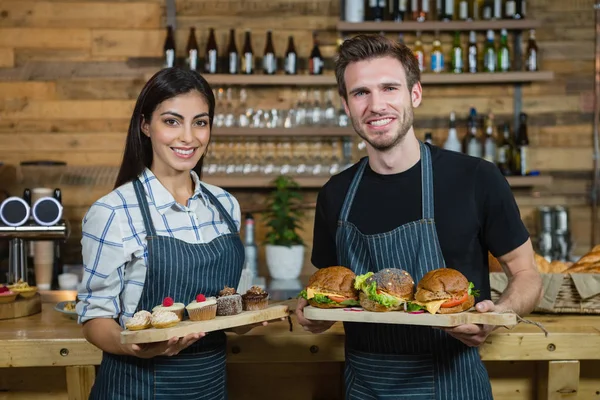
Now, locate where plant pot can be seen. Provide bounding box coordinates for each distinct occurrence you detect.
[265,244,304,280]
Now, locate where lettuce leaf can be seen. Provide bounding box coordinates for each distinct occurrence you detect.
[468,282,480,298]
[298,289,308,299]
[354,272,374,290]
[364,281,402,308]
[298,290,360,306]
[406,302,425,312]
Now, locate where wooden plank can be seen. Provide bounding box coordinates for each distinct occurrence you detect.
[91,29,164,57]
[541,41,595,61]
[485,361,536,400]
[14,48,128,64]
[0,294,41,320]
[0,119,129,134]
[120,304,290,344]
[0,133,126,152]
[541,360,580,400]
[337,20,542,32]
[55,78,146,100]
[0,28,91,49]
[0,100,134,119]
[0,61,157,81]
[177,15,337,31]
[0,48,14,67]
[529,148,593,171]
[530,125,592,148]
[0,2,162,29]
[175,0,339,17]
[0,82,56,100]
[65,365,95,400]
[0,366,67,393]
[0,151,123,166]
[303,306,518,327]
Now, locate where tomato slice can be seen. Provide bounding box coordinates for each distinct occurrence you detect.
[441,292,468,308]
[328,295,347,303]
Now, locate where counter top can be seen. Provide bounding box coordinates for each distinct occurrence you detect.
[1,302,599,368]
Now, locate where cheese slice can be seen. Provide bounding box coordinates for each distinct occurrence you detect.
[412,299,448,314]
[306,287,345,300]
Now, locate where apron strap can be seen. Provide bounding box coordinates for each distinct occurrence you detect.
[133,178,157,237]
[199,184,239,234]
[420,141,435,220]
[339,158,369,222]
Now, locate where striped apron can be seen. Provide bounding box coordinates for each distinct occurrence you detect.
[337,142,493,400]
[89,179,244,400]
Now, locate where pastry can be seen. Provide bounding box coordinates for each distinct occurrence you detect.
[125,310,152,331]
[566,245,600,273]
[152,297,185,320]
[241,286,269,311]
[186,294,217,321]
[151,310,179,329]
[216,286,242,316]
[9,280,38,298]
[0,286,17,304]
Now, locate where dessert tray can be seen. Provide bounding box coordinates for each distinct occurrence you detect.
[121,303,290,344]
[303,306,518,327]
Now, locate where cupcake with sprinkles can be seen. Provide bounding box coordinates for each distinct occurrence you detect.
[216,286,242,316]
[241,286,269,311]
[186,294,217,321]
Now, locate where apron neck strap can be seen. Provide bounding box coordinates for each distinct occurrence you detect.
[339,158,369,222]
[133,178,157,237]
[198,184,239,234]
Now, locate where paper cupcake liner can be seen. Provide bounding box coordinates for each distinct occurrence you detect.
[187,303,217,321]
[242,297,268,311]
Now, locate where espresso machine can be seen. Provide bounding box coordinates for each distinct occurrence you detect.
[0,188,69,287]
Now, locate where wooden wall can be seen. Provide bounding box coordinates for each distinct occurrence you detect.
[0,0,597,276]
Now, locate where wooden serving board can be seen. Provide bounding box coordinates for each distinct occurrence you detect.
[303,306,517,327]
[121,304,290,344]
[0,293,42,320]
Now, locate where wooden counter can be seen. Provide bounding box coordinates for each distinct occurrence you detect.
[0,303,598,399]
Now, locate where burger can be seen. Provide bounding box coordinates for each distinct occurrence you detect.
[353,268,415,312]
[299,266,360,308]
[411,268,480,314]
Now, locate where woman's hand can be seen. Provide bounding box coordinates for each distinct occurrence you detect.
[229,317,288,335]
[128,332,205,358]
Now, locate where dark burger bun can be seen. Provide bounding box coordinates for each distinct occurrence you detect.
[437,294,475,314]
[415,268,469,303]
[307,266,358,299]
[369,268,415,301]
[308,298,347,309]
[359,292,404,312]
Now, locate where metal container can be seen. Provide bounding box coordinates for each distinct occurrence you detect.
[552,206,570,234]
[536,231,554,259]
[553,232,572,262]
[537,206,554,233]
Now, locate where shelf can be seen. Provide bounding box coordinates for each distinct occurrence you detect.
[201,74,336,86]
[421,71,554,84]
[505,175,553,187]
[337,19,541,33]
[202,175,552,189]
[213,127,354,137]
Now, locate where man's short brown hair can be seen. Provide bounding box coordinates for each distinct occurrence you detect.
[335,34,421,101]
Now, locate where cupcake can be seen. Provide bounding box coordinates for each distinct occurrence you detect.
[216,286,242,316]
[151,310,180,329]
[0,286,17,304]
[186,294,217,321]
[242,286,269,311]
[125,310,152,331]
[152,297,185,321]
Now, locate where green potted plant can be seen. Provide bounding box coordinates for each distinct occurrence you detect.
[263,175,305,280]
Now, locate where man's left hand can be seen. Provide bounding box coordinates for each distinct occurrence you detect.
[439,300,503,347]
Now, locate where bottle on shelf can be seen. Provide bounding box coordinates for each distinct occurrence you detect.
[483,30,497,73]
[525,29,538,71]
[451,31,464,74]
[163,25,176,68]
[263,30,277,75]
[424,132,433,144]
[185,27,198,71]
[243,213,258,278]
[393,0,408,21]
[514,0,526,19]
[369,0,386,21]
[345,0,365,22]
[504,0,516,19]
[470,0,480,20]
[481,0,493,20]
[456,0,469,20]
[205,28,218,74]
[431,33,444,73]
[285,36,298,75]
[414,32,425,73]
[440,0,454,21]
[241,30,254,75]
[492,0,502,19]
[465,108,482,157]
[497,29,511,72]
[483,113,496,163]
[496,122,513,176]
[309,31,324,75]
[515,112,530,176]
[411,0,420,21]
[227,29,239,75]
[418,0,430,21]
[443,111,462,152]
[467,30,478,73]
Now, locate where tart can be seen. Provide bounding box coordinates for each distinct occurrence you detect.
[9,280,38,298]
[0,286,17,304]
[125,310,152,331]
[150,310,179,329]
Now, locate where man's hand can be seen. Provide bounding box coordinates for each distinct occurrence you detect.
[295,298,335,334]
[439,300,503,347]
[129,332,205,358]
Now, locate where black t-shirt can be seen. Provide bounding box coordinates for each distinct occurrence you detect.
[311,144,530,300]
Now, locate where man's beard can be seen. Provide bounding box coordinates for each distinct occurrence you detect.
[351,106,414,151]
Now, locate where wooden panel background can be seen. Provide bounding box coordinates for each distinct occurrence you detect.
[0,0,596,276]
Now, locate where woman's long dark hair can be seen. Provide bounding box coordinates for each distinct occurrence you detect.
[114,67,215,189]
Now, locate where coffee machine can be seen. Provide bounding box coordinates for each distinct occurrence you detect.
[0,188,69,287]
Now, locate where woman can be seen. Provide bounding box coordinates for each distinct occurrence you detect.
[77,67,246,399]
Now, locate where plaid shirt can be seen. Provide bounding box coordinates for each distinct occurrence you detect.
[76,168,240,326]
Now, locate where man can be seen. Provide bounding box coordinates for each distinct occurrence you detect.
[296,34,542,400]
